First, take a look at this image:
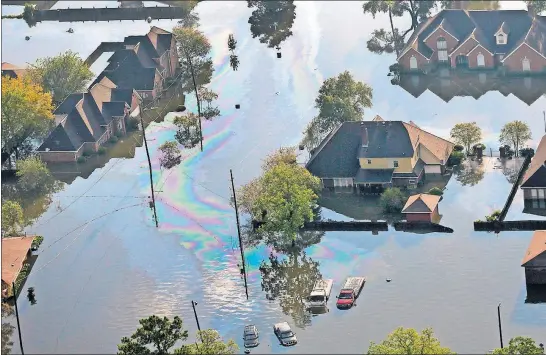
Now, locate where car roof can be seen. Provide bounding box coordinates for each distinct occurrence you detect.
[244,325,257,333]
[275,322,291,331]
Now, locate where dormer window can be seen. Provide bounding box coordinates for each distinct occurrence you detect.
[496,33,506,45]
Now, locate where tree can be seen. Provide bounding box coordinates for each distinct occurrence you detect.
[367,327,453,354]
[227,34,240,71]
[16,156,57,194]
[379,187,406,213]
[499,120,532,157]
[1,304,15,355]
[262,146,297,171]
[198,87,220,120]
[173,26,215,151]
[175,0,199,28]
[492,336,544,354]
[302,71,373,151]
[247,1,296,50]
[174,113,201,149]
[367,28,405,55]
[117,315,188,355]
[525,1,546,14]
[1,76,54,166]
[1,200,24,237]
[176,329,238,354]
[260,251,321,327]
[448,151,465,166]
[158,141,182,169]
[454,160,485,186]
[428,187,443,196]
[28,51,94,105]
[450,122,482,155]
[22,3,37,27]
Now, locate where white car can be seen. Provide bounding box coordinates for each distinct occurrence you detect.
[243,325,259,348]
[273,322,297,346]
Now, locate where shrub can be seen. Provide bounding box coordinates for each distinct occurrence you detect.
[82,150,91,157]
[379,187,406,213]
[109,136,118,144]
[428,187,443,196]
[31,236,44,250]
[77,156,87,164]
[97,146,107,155]
[448,151,465,166]
[127,118,140,131]
[485,210,501,222]
[115,131,123,138]
[453,144,464,152]
[520,147,535,158]
[474,143,486,150]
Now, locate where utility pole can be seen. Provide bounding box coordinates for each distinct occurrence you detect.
[12,282,24,355]
[140,118,159,227]
[191,300,203,342]
[230,169,249,300]
[186,53,203,152]
[498,303,504,349]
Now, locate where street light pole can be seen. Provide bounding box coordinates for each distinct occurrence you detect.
[497,303,504,349]
[191,300,203,343]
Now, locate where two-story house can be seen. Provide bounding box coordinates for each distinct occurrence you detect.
[90,26,179,102]
[398,10,546,74]
[36,77,142,163]
[521,134,546,214]
[305,116,455,192]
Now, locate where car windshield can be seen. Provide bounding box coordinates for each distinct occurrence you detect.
[309,295,324,302]
[244,334,258,340]
[338,292,353,299]
[281,331,294,338]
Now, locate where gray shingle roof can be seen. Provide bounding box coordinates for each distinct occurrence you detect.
[354,169,394,184]
[54,93,83,115]
[359,121,415,159]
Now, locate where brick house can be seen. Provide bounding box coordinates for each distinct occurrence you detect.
[397,72,546,105]
[90,26,179,103]
[305,116,454,192]
[398,10,546,74]
[521,134,546,206]
[521,230,546,285]
[36,78,142,163]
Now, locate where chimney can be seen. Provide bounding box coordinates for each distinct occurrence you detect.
[361,122,368,148]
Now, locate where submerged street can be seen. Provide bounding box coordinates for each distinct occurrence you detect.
[1,1,546,353]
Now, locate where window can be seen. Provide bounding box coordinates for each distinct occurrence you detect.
[496,33,506,45]
[539,189,545,199]
[410,56,418,69]
[368,159,372,165]
[522,57,531,71]
[477,53,485,67]
[437,37,448,61]
[393,160,399,168]
[531,189,538,198]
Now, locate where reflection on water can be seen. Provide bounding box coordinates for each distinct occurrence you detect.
[2,1,546,354]
[247,0,296,51]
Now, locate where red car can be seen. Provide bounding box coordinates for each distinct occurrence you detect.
[336,277,366,309]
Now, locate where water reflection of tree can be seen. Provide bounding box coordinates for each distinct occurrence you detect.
[259,251,321,328]
[1,303,15,355]
[453,161,485,187]
[247,1,296,51]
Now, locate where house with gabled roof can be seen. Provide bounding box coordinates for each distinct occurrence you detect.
[398,9,546,74]
[521,230,546,285]
[402,193,442,223]
[521,134,546,204]
[36,77,142,163]
[305,116,455,192]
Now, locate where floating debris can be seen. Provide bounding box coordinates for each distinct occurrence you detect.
[146,17,152,23]
[25,36,31,41]
[235,104,240,109]
[175,105,186,112]
[67,28,74,33]
[386,278,392,282]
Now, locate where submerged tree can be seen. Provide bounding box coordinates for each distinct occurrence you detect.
[198,87,221,120]
[247,0,296,50]
[1,200,24,238]
[260,251,322,327]
[453,160,485,187]
[158,141,182,169]
[450,122,482,155]
[491,336,545,354]
[16,156,58,195]
[367,327,453,354]
[176,0,200,28]
[174,113,202,149]
[1,304,15,355]
[499,120,532,157]
[28,50,94,105]
[227,34,240,71]
[301,71,373,152]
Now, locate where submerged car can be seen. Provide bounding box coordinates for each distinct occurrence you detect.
[243,325,259,348]
[273,322,297,346]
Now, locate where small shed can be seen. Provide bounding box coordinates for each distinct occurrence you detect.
[1,236,35,298]
[401,193,441,223]
[521,230,546,285]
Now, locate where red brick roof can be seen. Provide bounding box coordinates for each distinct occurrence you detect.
[1,236,35,285]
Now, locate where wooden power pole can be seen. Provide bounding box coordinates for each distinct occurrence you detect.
[230,169,248,299]
[140,118,159,227]
[12,282,24,355]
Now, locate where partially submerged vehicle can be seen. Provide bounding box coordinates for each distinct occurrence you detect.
[336,277,366,309]
[243,325,259,348]
[307,279,334,308]
[273,322,297,346]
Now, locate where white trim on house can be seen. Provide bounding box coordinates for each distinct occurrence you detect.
[467,43,494,57]
[501,42,546,62]
[494,22,506,36]
[449,31,477,57]
[423,19,460,43]
[398,45,432,63]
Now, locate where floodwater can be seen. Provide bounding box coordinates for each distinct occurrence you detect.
[2,1,546,354]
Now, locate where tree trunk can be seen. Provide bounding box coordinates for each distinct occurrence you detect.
[388,8,399,57]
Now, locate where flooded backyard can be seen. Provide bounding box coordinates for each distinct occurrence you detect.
[1,1,546,354]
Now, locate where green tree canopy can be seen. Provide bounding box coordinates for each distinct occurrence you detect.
[525,1,546,14]
[1,76,54,165]
[247,0,296,49]
[449,122,482,154]
[302,71,373,151]
[176,329,238,354]
[454,160,485,187]
[16,156,57,194]
[117,315,188,355]
[492,336,544,354]
[499,120,532,157]
[367,327,453,354]
[379,187,406,213]
[158,141,182,169]
[28,50,94,105]
[174,113,201,149]
[1,200,24,238]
